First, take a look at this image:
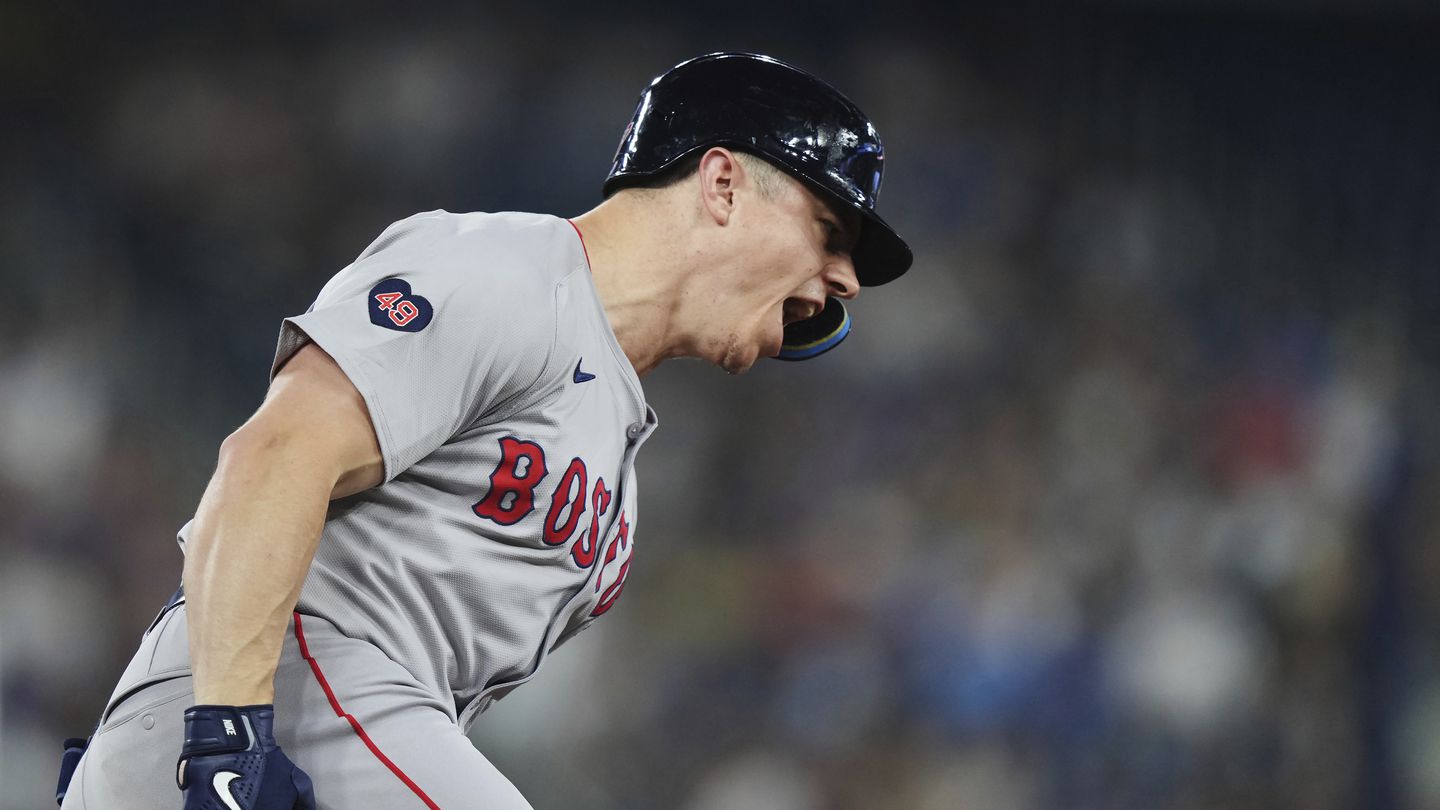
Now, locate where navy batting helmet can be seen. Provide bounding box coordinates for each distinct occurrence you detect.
[604,53,912,360]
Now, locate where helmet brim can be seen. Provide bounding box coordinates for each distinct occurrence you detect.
[787,170,912,288]
[852,206,913,287]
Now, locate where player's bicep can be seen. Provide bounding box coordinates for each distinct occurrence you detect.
[246,341,385,499]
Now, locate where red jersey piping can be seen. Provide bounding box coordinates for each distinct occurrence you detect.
[566,218,593,273]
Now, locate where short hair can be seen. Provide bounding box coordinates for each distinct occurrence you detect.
[628,150,786,199]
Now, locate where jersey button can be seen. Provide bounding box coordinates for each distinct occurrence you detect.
[626,423,643,439]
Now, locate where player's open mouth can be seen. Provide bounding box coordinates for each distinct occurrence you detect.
[781,297,819,327]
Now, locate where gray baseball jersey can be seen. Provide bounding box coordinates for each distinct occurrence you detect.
[178,209,657,727]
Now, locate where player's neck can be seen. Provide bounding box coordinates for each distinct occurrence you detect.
[570,194,697,378]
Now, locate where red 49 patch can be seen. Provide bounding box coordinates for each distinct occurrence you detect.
[368,278,434,332]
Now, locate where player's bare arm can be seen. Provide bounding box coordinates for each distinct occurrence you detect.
[185,342,382,706]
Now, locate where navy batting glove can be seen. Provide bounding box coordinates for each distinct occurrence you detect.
[178,705,316,810]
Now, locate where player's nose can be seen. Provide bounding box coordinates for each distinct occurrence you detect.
[823,253,859,301]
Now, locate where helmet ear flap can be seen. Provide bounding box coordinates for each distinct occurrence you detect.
[777,298,850,361]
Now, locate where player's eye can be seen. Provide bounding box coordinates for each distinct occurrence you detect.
[820,219,844,253]
[821,218,854,256]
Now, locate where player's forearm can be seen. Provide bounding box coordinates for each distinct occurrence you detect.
[183,429,338,705]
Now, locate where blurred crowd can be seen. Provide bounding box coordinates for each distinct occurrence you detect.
[3,4,1438,809]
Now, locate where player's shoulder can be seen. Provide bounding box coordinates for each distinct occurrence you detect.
[311,210,583,333]
[360,209,581,285]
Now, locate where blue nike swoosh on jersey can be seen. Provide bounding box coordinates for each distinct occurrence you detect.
[573,359,596,383]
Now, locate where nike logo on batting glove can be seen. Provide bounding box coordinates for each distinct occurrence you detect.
[213,771,244,810]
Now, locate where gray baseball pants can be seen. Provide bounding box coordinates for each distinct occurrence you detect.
[59,601,533,809]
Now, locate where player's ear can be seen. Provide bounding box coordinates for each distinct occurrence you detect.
[696,147,738,226]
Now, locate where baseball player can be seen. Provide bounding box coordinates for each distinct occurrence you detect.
[55,52,911,809]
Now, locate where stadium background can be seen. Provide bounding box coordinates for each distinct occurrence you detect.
[3,2,1439,808]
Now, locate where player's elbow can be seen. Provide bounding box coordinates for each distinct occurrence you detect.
[216,422,285,478]
[215,419,338,487]
[215,410,380,500]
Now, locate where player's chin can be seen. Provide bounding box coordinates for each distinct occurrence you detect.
[717,338,766,375]
[715,321,780,375]
[719,347,759,376]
